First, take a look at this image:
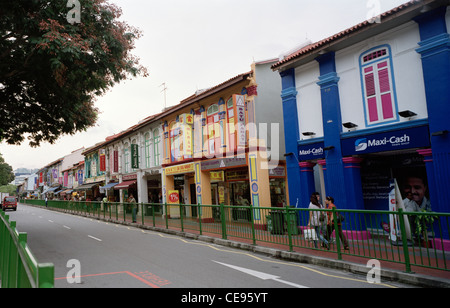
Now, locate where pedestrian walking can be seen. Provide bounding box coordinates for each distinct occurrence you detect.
[128,194,137,223]
[307,192,329,249]
[325,196,349,250]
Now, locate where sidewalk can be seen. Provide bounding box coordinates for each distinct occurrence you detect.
[122,218,450,288]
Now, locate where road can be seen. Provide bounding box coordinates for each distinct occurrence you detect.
[7,203,414,291]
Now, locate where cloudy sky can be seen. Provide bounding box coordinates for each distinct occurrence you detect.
[1,0,410,171]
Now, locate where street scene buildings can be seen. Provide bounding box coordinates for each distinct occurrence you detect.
[17,0,450,248]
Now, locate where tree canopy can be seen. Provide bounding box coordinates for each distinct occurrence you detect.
[0,0,148,146]
[0,154,14,186]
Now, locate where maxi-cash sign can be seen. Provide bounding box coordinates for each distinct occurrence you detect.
[341,125,430,156]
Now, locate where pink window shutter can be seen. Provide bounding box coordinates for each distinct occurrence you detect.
[368,98,379,122]
[378,63,394,119]
[364,70,378,122]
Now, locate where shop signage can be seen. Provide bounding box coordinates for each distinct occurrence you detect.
[131,144,139,169]
[168,190,180,204]
[123,173,137,181]
[113,151,119,173]
[341,125,430,156]
[85,175,105,184]
[269,166,286,177]
[235,95,247,147]
[298,142,325,161]
[201,157,247,171]
[226,169,248,181]
[99,149,106,172]
[210,171,224,182]
[165,163,195,175]
[182,114,193,158]
[77,170,83,185]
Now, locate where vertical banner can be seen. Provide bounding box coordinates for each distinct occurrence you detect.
[64,172,68,187]
[113,151,119,173]
[234,95,247,148]
[99,149,106,172]
[249,154,260,220]
[389,179,412,244]
[183,114,194,159]
[131,144,139,169]
[78,170,84,185]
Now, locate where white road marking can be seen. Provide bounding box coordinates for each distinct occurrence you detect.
[63,225,71,230]
[213,261,309,288]
[88,235,102,242]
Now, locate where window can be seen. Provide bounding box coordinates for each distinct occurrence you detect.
[207,104,220,155]
[360,45,398,126]
[153,129,161,166]
[124,143,130,173]
[226,97,236,152]
[144,133,151,168]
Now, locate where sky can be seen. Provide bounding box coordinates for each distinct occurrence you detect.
[0,0,410,171]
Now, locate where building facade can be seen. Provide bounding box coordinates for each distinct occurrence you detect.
[273,0,450,238]
[103,115,164,205]
[159,61,285,228]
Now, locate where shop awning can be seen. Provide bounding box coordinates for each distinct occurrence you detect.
[73,182,102,191]
[114,180,137,190]
[43,187,59,194]
[61,189,73,195]
[100,183,119,190]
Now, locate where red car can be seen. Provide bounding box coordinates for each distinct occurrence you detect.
[2,196,17,211]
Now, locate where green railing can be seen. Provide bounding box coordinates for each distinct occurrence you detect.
[22,199,450,274]
[0,210,54,288]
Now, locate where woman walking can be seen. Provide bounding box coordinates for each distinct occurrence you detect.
[325,196,349,250]
[307,192,330,249]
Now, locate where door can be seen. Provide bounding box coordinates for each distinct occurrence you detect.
[190,183,197,217]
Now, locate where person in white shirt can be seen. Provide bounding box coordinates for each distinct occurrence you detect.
[307,192,330,250]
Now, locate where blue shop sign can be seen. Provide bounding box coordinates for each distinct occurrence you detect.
[341,125,430,156]
[298,141,325,161]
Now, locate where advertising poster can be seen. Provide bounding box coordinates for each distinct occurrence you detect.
[361,153,430,212]
[168,190,180,218]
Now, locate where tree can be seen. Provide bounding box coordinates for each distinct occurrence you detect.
[0,154,14,186]
[0,0,148,146]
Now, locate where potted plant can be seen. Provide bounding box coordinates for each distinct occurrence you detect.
[414,210,437,248]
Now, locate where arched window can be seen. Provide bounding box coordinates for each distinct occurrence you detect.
[360,45,398,126]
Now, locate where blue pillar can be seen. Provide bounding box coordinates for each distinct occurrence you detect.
[280,69,302,208]
[299,162,316,207]
[414,7,450,214]
[342,157,364,211]
[315,53,348,209]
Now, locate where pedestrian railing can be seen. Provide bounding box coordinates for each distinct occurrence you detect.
[21,199,450,274]
[0,210,54,288]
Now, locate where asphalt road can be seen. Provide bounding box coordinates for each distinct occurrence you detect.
[7,203,414,291]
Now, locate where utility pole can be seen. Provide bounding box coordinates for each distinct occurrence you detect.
[160,83,168,110]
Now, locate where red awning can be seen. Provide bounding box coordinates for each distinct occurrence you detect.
[114,180,137,190]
